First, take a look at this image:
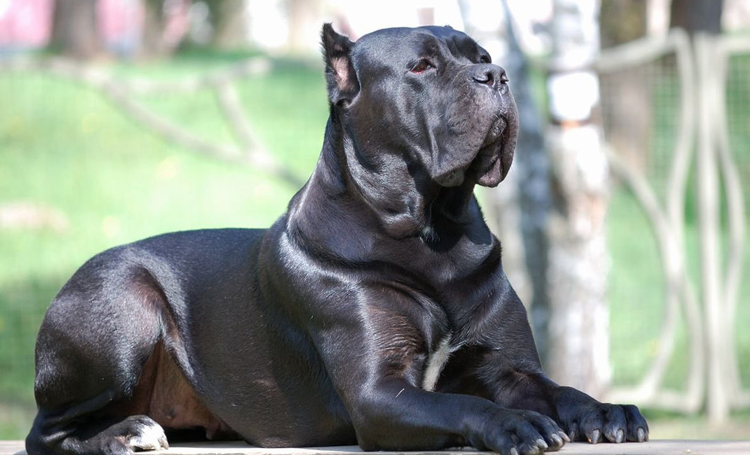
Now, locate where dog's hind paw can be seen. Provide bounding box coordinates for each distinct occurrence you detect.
[125,416,169,452]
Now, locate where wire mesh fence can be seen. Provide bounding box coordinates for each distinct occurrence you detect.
[598,31,750,419]
[599,48,687,390]
[724,51,750,389]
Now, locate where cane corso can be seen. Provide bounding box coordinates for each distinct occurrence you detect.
[26,25,648,455]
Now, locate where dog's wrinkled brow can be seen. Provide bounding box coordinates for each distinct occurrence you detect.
[424,30,487,64]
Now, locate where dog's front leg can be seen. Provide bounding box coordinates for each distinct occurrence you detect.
[345,378,566,454]
[470,281,649,444]
[309,291,566,455]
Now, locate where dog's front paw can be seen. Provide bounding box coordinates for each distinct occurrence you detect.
[561,402,648,444]
[471,408,569,455]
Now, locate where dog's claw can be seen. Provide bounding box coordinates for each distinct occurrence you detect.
[551,433,563,447]
[510,447,519,455]
[589,429,601,444]
[559,431,570,443]
[637,427,647,442]
[536,438,548,450]
[159,433,169,450]
[615,429,624,444]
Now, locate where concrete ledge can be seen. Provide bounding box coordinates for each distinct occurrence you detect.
[4,440,750,455]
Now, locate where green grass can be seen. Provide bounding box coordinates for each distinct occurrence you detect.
[607,189,750,391]
[1,51,749,440]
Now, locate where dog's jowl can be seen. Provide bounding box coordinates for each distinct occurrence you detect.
[26,25,648,455]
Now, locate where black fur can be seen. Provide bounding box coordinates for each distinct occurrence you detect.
[27,25,648,455]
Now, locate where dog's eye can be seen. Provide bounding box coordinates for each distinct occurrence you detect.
[479,55,491,64]
[410,59,434,74]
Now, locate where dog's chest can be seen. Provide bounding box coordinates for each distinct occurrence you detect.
[421,334,454,391]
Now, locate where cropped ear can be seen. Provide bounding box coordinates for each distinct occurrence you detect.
[321,23,360,107]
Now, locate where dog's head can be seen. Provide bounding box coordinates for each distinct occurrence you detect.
[321,24,518,189]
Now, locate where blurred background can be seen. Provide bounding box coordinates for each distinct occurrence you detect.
[1,0,750,442]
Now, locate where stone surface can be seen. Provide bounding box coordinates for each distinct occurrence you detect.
[3,441,750,455]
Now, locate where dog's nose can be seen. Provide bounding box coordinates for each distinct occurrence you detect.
[471,65,508,90]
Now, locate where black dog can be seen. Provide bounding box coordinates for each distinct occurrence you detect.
[27,25,648,455]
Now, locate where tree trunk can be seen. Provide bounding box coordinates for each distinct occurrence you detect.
[600,0,647,48]
[50,0,102,59]
[670,0,724,35]
[599,0,652,173]
[209,0,250,50]
[141,0,168,57]
[498,0,553,366]
[545,0,611,398]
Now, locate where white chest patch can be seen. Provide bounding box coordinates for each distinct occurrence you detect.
[422,334,453,392]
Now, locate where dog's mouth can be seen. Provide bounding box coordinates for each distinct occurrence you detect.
[470,115,515,187]
[432,110,518,188]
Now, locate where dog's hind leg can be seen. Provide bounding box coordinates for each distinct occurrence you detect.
[26,258,173,455]
[28,409,168,455]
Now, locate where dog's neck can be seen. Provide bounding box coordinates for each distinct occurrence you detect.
[284,115,496,269]
[303,116,479,239]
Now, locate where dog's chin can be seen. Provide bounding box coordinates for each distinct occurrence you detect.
[472,121,512,188]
